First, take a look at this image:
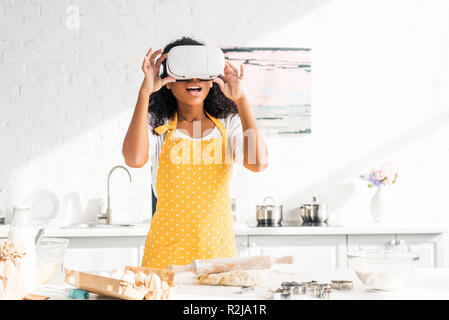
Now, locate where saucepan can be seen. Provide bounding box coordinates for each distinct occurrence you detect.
[256,197,283,226]
[299,196,330,224]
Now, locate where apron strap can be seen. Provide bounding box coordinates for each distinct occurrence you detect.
[154,110,228,156]
[153,112,177,136]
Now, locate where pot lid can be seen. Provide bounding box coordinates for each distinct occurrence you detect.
[301,196,325,206]
[257,196,280,207]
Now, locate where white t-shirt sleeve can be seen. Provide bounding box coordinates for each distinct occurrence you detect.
[226,113,244,165]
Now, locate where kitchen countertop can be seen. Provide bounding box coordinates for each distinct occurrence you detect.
[35,266,449,300]
[1,221,448,238]
[233,221,449,235]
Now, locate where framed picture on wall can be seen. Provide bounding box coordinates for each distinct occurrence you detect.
[221,47,311,135]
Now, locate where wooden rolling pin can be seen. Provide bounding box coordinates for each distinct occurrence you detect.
[166,255,293,276]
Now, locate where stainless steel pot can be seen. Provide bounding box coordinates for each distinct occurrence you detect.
[256,197,283,226]
[299,196,330,224]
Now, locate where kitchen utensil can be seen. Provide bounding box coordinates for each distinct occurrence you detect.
[0,189,5,224]
[299,196,330,224]
[347,249,419,291]
[307,282,331,297]
[167,255,293,276]
[36,238,69,285]
[239,286,255,294]
[331,280,353,290]
[310,283,322,296]
[291,283,307,295]
[320,288,331,300]
[305,280,317,286]
[35,228,45,246]
[256,196,283,226]
[318,282,332,290]
[281,281,307,295]
[266,288,282,300]
[281,281,297,291]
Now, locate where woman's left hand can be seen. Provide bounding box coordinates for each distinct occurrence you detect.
[212,60,245,102]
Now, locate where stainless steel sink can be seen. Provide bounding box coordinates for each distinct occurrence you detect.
[58,218,151,229]
[59,223,136,229]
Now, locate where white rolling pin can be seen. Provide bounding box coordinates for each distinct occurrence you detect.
[166,255,293,276]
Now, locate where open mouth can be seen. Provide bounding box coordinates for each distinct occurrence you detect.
[186,86,202,96]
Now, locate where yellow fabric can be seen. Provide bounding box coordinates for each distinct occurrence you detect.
[153,112,177,135]
[142,111,237,268]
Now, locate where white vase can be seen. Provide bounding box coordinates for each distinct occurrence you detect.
[370,185,391,223]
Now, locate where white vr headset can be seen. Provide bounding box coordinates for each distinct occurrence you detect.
[165,45,225,81]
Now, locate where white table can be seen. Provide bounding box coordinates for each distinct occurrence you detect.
[34,266,449,300]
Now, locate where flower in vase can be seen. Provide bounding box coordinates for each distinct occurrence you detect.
[360,162,399,188]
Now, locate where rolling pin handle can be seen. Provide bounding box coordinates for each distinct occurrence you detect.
[274,256,294,264]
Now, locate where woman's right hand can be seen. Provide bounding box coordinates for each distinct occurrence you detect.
[140,48,176,96]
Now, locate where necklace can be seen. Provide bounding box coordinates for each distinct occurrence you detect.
[178,113,207,122]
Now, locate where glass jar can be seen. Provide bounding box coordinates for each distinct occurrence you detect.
[8,204,36,292]
[10,205,32,228]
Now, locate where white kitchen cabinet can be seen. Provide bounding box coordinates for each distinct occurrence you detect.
[64,235,250,271]
[346,235,396,268]
[347,234,447,268]
[138,245,145,266]
[248,235,347,270]
[396,234,446,268]
[64,247,139,272]
[3,222,444,272]
[62,237,145,272]
[235,235,249,256]
[347,235,396,250]
[62,233,446,271]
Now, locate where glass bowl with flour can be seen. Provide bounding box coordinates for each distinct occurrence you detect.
[347,249,419,291]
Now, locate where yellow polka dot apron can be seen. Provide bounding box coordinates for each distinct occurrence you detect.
[141,111,237,268]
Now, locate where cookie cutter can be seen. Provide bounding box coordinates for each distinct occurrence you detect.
[239,286,256,294]
[266,287,292,300]
[320,288,332,300]
[266,288,282,300]
[331,280,353,290]
[281,281,307,295]
[309,283,322,296]
[309,282,332,298]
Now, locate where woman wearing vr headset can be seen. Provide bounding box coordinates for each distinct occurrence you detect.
[123,37,268,268]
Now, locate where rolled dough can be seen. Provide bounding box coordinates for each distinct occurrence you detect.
[197,269,265,287]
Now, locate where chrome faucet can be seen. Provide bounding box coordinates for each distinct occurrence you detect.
[98,165,132,224]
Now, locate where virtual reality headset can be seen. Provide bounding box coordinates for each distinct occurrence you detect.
[164,45,225,81]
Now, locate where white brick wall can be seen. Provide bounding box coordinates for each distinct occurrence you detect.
[1,0,449,227]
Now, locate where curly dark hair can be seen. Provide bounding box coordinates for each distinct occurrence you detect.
[148,37,238,131]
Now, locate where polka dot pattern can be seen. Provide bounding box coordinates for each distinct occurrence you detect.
[142,112,237,268]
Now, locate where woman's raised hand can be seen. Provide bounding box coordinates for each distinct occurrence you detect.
[212,60,245,102]
[140,48,176,96]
